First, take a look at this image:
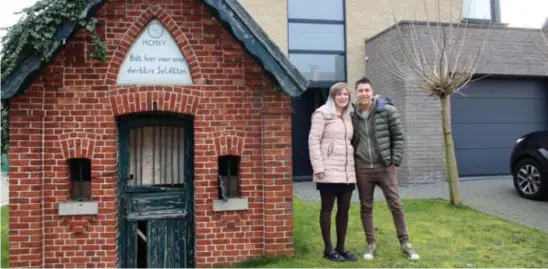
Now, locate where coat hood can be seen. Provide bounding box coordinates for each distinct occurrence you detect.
[373,94,394,112]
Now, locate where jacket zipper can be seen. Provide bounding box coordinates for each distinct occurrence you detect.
[342,117,348,184]
[365,117,373,169]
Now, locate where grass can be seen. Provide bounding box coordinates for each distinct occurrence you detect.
[1,199,547,268]
[233,197,548,268]
[1,205,7,268]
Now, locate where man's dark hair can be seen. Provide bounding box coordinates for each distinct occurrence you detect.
[355,76,372,89]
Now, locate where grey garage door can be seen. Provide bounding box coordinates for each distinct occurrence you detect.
[451,77,548,176]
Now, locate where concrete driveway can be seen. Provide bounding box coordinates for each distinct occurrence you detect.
[294,176,548,233]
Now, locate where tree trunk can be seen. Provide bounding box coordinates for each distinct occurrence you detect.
[440,96,462,205]
[441,110,454,202]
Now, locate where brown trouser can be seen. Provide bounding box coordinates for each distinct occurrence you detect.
[356,164,409,245]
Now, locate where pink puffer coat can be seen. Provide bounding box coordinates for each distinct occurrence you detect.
[308,105,356,184]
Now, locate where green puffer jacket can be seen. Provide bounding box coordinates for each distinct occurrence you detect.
[350,96,404,167]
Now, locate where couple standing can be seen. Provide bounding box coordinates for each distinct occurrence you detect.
[308,77,420,262]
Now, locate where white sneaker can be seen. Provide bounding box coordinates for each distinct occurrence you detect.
[362,243,376,260]
[401,243,420,260]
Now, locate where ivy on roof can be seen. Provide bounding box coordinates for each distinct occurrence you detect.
[0,0,106,81]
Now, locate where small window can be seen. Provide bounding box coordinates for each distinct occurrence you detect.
[68,158,92,201]
[218,155,241,200]
[129,125,185,187]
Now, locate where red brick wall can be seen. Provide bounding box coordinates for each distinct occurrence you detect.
[8,0,294,267]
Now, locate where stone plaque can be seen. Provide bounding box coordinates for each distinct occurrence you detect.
[116,19,193,85]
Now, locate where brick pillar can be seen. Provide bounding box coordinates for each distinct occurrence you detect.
[262,86,294,256]
[8,88,45,268]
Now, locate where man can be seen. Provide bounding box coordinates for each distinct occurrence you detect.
[350,77,420,261]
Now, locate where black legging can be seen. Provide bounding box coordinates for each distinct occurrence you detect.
[319,190,352,254]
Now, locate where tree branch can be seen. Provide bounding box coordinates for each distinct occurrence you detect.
[386,0,491,97]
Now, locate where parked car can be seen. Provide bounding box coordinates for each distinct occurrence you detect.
[510,130,548,201]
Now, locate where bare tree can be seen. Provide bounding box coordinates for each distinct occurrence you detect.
[526,18,548,61]
[539,19,548,59]
[382,0,491,205]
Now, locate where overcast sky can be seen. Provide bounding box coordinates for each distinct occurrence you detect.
[0,0,547,40]
[499,0,548,28]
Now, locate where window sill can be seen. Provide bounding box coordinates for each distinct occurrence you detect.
[212,197,248,212]
[461,18,508,27]
[58,201,99,216]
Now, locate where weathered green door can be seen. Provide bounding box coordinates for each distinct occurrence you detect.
[118,116,194,268]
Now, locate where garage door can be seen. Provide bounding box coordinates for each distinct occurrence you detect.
[451,77,548,176]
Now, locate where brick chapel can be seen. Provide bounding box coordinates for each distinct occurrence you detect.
[2,0,308,267]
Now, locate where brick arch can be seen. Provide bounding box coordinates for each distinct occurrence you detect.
[108,86,201,116]
[58,132,100,159]
[104,5,204,85]
[213,131,247,156]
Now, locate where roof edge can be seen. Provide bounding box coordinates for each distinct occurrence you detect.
[203,0,309,97]
[365,19,539,44]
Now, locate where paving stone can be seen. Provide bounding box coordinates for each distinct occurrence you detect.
[294,176,548,233]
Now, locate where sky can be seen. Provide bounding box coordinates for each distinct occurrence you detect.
[0,0,547,41]
[499,0,548,28]
[0,0,38,38]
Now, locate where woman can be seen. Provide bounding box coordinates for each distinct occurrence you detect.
[308,82,357,262]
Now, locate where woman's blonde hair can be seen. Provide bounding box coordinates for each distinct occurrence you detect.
[322,82,354,118]
[329,82,350,99]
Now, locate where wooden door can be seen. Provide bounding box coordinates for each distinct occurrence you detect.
[118,116,194,268]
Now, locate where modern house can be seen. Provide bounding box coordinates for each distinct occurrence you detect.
[240,0,548,183]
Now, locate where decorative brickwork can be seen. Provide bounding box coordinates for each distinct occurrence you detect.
[8,1,294,267]
[213,131,246,157]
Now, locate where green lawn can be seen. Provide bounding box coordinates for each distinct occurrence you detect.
[233,197,548,268]
[1,205,7,268]
[2,199,548,268]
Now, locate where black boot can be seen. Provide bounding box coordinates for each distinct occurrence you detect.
[323,250,346,262]
[336,249,357,261]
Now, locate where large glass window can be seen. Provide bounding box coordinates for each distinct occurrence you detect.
[288,0,347,180]
[287,0,346,84]
[289,23,345,51]
[289,53,345,81]
[463,0,500,22]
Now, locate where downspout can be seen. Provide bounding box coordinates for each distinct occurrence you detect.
[260,78,266,255]
[40,84,46,267]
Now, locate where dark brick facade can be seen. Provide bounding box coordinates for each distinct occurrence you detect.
[365,21,548,184]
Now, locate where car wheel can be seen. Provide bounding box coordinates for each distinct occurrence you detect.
[513,159,547,201]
